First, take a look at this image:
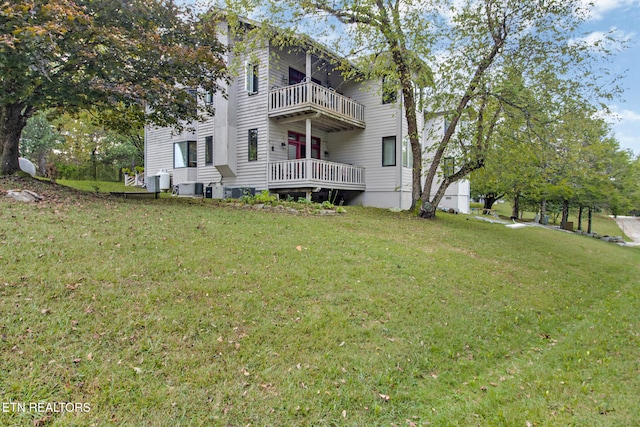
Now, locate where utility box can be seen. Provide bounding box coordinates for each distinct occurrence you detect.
[177,182,204,196]
[224,187,255,199]
[146,175,160,193]
[205,184,224,199]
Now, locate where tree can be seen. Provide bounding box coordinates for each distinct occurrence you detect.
[19,111,64,176]
[230,0,619,218]
[1,0,227,175]
[417,0,621,218]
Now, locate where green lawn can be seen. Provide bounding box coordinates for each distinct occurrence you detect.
[2,177,639,426]
[476,201,628,239]
[55,179,143,194]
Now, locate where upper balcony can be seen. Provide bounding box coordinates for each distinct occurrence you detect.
[268,81,365,132]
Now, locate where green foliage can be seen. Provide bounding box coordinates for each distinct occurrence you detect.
[241,189,278,205]
[296,197,313,205]
[1,0,228,174]
[18,111,64,175]
[54,163,121,181]
[474,100,639,216]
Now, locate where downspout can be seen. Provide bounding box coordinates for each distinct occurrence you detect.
[306,51,313,201]
[398,88,403,209]
[266,41,271,191]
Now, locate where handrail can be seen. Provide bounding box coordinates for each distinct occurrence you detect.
[269,158,365,186]
[269,82,365,123]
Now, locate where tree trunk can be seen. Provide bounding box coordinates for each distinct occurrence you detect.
[560,199,570,228]
[91,148,98,180]
[577,206,583,231]
[483,194,498,213]
[539,199,547,224]
[512,194,520,219]
[1,103,29,175]
[587,206,593,234]
[419,200,437,219]
[419,177,452,219]
[37,152,48,177]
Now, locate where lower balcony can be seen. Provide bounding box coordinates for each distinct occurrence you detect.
[268,159,365,191]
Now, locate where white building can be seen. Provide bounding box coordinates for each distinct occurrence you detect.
[144,21,469,213]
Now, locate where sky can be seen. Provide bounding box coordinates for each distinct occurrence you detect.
[580,0,640,156]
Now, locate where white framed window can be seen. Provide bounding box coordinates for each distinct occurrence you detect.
[174,141,197,168]
[248,129,258,161]
[443,156,455,177]
[382,136,396,167]
[402,137,413,168]
[205,136,213,165]
[245,62,259,94]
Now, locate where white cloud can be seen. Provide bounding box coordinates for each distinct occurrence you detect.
[581,0,640,20]
[611,107,640,121]
[569,27,631,52]
[599,105,640,155]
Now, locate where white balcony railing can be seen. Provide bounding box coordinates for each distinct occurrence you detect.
[269,82,365,125]
[269,159,365,189]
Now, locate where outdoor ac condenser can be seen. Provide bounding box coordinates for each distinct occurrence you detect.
[206,184,224,199]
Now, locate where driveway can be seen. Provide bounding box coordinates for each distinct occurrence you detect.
[614,216,640,245]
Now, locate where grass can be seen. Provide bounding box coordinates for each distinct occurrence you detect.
[1,176,639,426]
[55,179,145,194]
[474,201,628,239]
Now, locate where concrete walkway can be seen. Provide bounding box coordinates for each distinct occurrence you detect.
[613,216,640,245]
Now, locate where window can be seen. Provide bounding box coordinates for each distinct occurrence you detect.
[444,116,455,136]
[382,136,396,167]
[205,136,213,165]
[174,141,197,168]
[185,88,198,115]
[382,75,397,104]
[402,137,413,168]
[288,67,321,85]
[248,129,258,161]
[443,157,455,177]
[245,62,259,94]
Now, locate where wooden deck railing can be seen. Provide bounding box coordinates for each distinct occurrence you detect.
[269,82,365,123]
[269,159,365,188]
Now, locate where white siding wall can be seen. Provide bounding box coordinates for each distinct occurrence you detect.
[222,44,270,191]
[331,79,401,198]
[144,124,197,186]
[196,113,222,186]
[422,113,471,213]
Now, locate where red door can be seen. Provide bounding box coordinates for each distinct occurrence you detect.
[288,131,320,160]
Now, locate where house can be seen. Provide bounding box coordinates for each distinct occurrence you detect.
[144,21,469,213]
